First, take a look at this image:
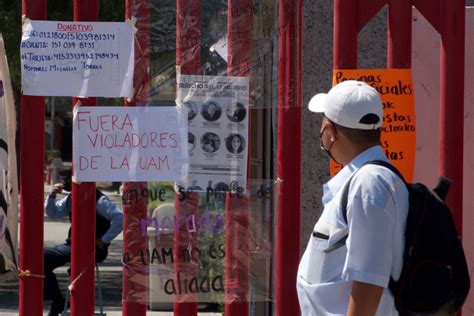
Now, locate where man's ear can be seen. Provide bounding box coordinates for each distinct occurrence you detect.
[327,122,337,141]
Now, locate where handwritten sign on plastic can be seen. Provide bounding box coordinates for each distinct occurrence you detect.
[21,20,135,98]
[331,69,416,181]
[73,106,189,182]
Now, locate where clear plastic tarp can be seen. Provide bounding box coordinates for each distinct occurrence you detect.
[121,179,278,305]
[132,0,297,109]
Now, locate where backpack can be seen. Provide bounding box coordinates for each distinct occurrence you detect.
[340,160,470,315]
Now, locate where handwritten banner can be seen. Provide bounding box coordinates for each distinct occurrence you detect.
[332,69,416,181]
[73,106,189,182]
[21,20,135,97]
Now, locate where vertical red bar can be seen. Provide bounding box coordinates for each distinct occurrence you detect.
[176,0,201,75]
[225,1,252,315]
[276,0,301,315]
[334,0,358,69]
[174,1,200,315]
[122,1,150,315]
[70,1,98,315]
[440,0,464,233]
[19,2,46,315]
[121,183,148,316]
[387,0,412,68]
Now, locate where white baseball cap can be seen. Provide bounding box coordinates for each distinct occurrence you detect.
[308,80,383,130]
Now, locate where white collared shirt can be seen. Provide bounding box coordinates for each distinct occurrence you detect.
[297,146,408,316]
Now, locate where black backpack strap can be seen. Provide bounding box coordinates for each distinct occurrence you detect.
[341,160,406,224]
[340,175,353,224]
[366,160,407,184]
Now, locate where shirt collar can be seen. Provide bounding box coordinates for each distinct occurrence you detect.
[322,145,388,204]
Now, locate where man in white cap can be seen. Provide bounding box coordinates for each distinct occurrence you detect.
[297,80,409,315]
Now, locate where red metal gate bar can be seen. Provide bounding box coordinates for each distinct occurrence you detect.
[70,1,98,315]
[440,0,464,234]
[357,0,387,32]
[174,1,201,315]
[413,0,441,33]
[122,1,150,315]
[276,0,301,315]
[334,0,358,69]
[19,1,46,315]
[387,0,412,68]
[225,1,252,315]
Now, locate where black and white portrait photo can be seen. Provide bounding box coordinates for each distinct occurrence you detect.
[184,101,198,120]
[225,133,245,154]
[188,132,196,152]
[201,101,222,122]
[201,132,221,153]
[226,102,246,123]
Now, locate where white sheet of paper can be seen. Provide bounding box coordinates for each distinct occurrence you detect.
[21,20,135,98]
[73,106,189,182]
[176,74,249,193]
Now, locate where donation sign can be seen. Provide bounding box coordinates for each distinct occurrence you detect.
[73,106,188,182]
[176,74,249,193]
[21,20,135,97]
[331,69,416,181]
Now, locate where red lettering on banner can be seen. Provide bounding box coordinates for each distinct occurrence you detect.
[139,155,170,171]
[122,133,132,148]
[111,115,119,130]
[76,112,137,133]
[150,132,159,147]
[122,114,134,130]
[169,133,178,148]
[159,156,170,170]
[84,131,178,149]
[79,155,102,170]
[110,156,130,170]
[87,133,98,148]
[76,111,91,130]
[100,115,111,131]
[160,133,169,147]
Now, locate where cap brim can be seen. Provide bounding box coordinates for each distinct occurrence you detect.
[308,93,327,113]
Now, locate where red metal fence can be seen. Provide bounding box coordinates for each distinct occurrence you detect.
[18,0,464,315]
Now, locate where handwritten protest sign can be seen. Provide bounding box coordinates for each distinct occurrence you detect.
[331,69,416,181]
[21,20,135,98]
[121,180,277,304]
[73,106,189,182]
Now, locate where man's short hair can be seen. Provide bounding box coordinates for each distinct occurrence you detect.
[334,122,381,145]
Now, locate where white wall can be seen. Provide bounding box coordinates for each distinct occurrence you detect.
[412,7,474,313]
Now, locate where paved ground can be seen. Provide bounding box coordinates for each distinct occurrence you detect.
[0,182,222,315]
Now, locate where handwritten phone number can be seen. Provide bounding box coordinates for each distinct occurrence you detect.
[24,30,116,41]
[52,52,119,60]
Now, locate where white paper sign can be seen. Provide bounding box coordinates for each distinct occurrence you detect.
[73,106,189,182]
[176,74,249,192]
[21,20,135,98]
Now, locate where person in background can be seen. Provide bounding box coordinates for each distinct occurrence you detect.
[43,177,123,316]
[297,80,409,316]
